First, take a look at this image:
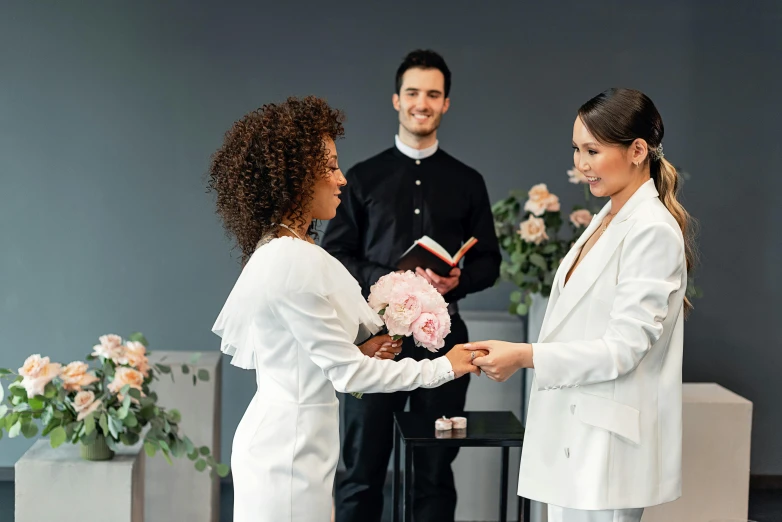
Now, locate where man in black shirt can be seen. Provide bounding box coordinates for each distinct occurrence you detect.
[323,49,501,522]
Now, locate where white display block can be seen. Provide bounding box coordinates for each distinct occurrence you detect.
[643,383,753,522]
[145,351,222,522]
[15,439,144,522]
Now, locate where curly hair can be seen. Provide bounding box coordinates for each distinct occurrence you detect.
[207,96,345,262]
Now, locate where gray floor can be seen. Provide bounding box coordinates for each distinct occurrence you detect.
[1,480,780,521]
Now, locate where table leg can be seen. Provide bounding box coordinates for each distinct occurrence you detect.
[404,442,413,522]
[392,427,401,522]
[499,446,509,522]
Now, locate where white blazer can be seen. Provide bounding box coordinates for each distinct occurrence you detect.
[517,179,687,510]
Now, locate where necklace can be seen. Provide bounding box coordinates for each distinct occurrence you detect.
[277,223,303,240]
[598,212,618,236]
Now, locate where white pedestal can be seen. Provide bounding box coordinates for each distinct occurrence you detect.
[146,351,222,522]
[643,383,753,522]
[15,440,144,522]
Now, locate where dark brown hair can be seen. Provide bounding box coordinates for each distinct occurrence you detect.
[578,88,697,313]
[395,49,451,97]
[207,96,345,263]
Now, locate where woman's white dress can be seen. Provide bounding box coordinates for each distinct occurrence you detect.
[213,237,454,522]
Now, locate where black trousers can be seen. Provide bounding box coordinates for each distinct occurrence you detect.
[336,315,470,522]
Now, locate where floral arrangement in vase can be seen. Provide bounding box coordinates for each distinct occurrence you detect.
[0,332,230,478]
[492,167,701,317]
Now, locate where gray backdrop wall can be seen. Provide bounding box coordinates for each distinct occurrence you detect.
[1,0,780,476]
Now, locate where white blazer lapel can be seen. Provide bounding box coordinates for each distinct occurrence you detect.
[537,205,608,341]
[538,179,659,342]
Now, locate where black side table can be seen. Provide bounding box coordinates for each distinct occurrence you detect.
[392,411,530,522]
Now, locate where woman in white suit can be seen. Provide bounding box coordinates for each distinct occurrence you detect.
[463,88,696,522]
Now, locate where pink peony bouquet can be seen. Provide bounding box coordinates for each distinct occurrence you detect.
[368,271,451,352]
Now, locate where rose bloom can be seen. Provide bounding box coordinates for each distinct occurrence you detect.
[518,215,549,245]
[524,184,560,216]
[60,361,99,392]
[72,390,103,421]
[569,209,593,228]
[108,367,145,400]
[19,355,61,397]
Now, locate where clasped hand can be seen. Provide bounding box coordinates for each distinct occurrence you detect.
[456,340,534,382]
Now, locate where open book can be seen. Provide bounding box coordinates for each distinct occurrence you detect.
[396,236,478,277]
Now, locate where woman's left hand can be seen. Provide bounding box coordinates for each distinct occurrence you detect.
[360,334,402,360]
[462,341,533,382]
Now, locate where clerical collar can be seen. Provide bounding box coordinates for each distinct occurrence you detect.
[395,135,439,160]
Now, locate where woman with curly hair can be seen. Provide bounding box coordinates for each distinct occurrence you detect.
[208,96,480,522]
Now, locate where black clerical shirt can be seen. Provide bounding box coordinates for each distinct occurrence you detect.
[321,146,501,303]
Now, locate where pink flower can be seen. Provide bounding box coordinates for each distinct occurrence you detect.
[518,215,549,245]
[92,334,125,362]
[411,311,451,352]
[108,367,145,401]
[60,361,99,392]
[384,293,423,337]
[523,184,560,216]
[367,271,451,352]
[124,341,150,377]
[72,390,102,421]
[567,167,588,184]
[19,355,61,398]
[569,209,593,228]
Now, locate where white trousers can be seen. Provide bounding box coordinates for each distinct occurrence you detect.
[548,504,644,522]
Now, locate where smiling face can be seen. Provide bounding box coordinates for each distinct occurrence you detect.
[309,137,347,221]
[572,116,649,200]
[393,67,450,141]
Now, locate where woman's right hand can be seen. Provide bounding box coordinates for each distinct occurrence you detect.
[445,344,486,378]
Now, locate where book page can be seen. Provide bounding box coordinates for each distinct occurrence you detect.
[416,236,453,263]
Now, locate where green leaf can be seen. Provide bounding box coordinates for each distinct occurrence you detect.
[128,388,142,400]
[21,421,38,438]
[187,450,199,461]
[123,431,140,445]
[0,429,3,441]
[195,459,207,472]
[28,398,45,411]
[108,415,121,439]
[216,463,230,478]
[155,364,171,374]
[509,291,522,303]
[515,303,529,316]
[144,441,157,458]
[0,368,13,376]
[529,253,547,270]
[197,369,209,382]
[105,436,118,451]
[192,375,197,386]
[8,420,21,438]
[44,383,57,399]
[13,402,32,413]
[84,414,95,435]
[128,332,149,347]
[123,412,138,428]
[159,439,171,454]
[0,405,8,418]
[181,364,190,375]
[99,412,109,436]
[50,426,67,448]
[184,437,195,455]
[80,430,97,445]
[542,243,559,254]
[167,409,181,423]
[199,446,210,456]
[10,385,27,398]
[0,382,4,403]
[188,353,202,365]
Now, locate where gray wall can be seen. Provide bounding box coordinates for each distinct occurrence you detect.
[1,0,780,475]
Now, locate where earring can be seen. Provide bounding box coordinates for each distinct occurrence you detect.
[633,161,639,166]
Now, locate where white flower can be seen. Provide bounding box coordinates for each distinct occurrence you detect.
[567,167,588,184]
